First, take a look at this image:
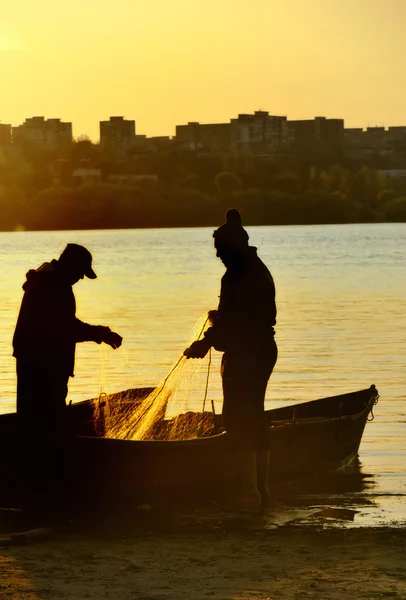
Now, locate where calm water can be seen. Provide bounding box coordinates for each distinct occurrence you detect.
[1,224,405,526]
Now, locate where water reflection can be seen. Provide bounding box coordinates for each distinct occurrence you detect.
[265,459,387,527]
[273,458,374,496]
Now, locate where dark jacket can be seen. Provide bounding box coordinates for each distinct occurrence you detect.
[204,247,276,354]
[13,260,105,377]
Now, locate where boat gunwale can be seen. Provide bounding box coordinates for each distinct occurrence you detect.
[77,387,378,445]
[268,390,377,428]
[0,385,378,420]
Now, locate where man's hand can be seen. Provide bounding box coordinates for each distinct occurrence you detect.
[208,309,219,325]
[184,339,210,359]
[103,329,123,349]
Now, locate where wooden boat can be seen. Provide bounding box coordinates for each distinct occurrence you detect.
[0,385,378,507]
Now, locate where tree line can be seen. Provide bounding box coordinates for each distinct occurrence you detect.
[1,142,406,231]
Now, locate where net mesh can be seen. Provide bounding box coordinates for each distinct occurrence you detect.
[96,314,219,441]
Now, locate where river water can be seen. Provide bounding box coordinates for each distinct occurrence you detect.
[1,224,405,526]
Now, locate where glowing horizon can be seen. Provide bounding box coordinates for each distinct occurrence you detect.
[1,0,406,140]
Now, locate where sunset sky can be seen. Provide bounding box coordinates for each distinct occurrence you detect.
[1,0,405,140]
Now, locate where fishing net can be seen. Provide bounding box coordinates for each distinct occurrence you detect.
[95,314,221,441]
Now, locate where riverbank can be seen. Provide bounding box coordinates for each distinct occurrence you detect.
[1,507,406,599]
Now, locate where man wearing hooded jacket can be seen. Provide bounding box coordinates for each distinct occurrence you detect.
[13,243,122,515]
[184,209,277,511]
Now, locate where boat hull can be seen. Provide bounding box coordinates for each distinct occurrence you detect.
[0,386,378,506]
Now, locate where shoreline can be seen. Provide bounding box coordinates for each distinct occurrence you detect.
[0,221,404,235]
[1,507,406,599]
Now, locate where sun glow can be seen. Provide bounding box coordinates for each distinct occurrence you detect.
[0,26,21,51]
[1,0,406,138]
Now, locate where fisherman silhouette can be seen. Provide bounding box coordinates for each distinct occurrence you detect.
[13,243,122,519]
[184,209,278,510]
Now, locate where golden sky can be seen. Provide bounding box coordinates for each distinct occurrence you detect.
[1,0,405,140]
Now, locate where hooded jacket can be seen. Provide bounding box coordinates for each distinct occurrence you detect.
[13,260,105,377]
[204,247,276,354]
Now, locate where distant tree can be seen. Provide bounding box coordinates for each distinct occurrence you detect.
[214,171,243,195]
[24,186,77,230]
[274,171,299,195]
[0,184,27,230]
[327,164,349,193]
[377,189,397,206]
[75,135,91,142]
[383,196,406,222]
[236,189,267,224]
[295,190,352,224]
[70,139,100,164]
[319,171,330,189]
[266,190,297,224]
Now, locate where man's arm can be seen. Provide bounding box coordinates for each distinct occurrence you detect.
[184,277,231,359]
[74,319,123,349]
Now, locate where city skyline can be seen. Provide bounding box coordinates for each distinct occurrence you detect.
[1,0,406,140]
[1,111,405,144]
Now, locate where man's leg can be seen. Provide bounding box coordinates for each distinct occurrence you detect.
[255,341,278,502]
[221,343,277,508]
[221,354,262,508]
[16,360,69,521]
[40,371,69,521]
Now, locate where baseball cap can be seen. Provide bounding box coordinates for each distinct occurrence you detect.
[59,243,97,279]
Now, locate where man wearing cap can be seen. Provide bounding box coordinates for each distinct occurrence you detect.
[184,209,277,511]
[13,243,122,516]
[13,243,122,419]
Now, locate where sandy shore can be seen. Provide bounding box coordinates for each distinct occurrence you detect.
[1,506,406,600]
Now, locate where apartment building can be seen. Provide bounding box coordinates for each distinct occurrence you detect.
[12,117,72,150]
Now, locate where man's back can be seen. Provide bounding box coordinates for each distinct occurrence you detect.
[217,247,276,352]
[13,260,77,373]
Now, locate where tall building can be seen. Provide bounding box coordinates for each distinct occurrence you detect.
[344,127,365,149]
[0,123,12,146]
[175,121,231,151]
[99,116,136,156]
[288,116,344,153]
[12,117,72,150]
[230,111,290,152]
[386,126,406,152]
[344,126,406,157]
[175,111,289,153]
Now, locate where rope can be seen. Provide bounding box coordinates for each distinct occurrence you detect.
[202,348,212,415]
[367,391,380,422]
[197,347,212,436]
[159,355,184,389]
[159,313,210,392]
[197,314,210,340]
[151,313,210,391]
[193,312,212,437]
[96,391,108,436]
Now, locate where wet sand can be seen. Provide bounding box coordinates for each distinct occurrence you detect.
[1,507,406,600]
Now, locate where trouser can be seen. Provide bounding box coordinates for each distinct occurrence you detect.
[221,341,278,498]
[16,359,70,516]
[221,339,278,450]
